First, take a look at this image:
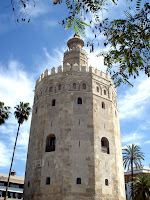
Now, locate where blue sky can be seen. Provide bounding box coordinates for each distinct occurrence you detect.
[0,0,150,177]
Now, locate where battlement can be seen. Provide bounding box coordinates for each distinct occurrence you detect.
[36,63,112,86]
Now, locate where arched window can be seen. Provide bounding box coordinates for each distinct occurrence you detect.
[45,134,56,152]
[52,99,56,106]
[105,179,108,186]
[97,86,99,92]
[76,178,81,184]
[46,177,50,185]
[104,90,106,95]
[101,137,109,154]
[82,83,86,89]
[58,84,61,90]
[35,107,37,113]
[73,83,76,89]
[102,102,105,109]
[77,97,82,104]
[49,87,53,92]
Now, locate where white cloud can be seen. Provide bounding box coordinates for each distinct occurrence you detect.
[144,140,150,144]
[0,60,34,167]
[20,1,50,19]
[121,132,145,144]
[42,19,58,28]
[0,60,34,107]
[36,47,64,74]
[84,47,107,72]
[137,120,150,131]
[0,142,11,167]
[118,76,150,119]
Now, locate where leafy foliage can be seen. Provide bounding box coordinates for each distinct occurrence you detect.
[132,174,150,200]
[103,3,150,86]
[14,102,31,124]
[123,144,145,170]
[66,16,90,37]
[123,144,145,198]
[0,102,11,125]
[6,0,150,86]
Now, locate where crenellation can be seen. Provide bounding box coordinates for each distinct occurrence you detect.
[100,71,106,78]
[58,65,62,73]
[63,63,71,72]
[44,69,50,77]
[36,75,41,85]
[41,72,44,79]
[95,69,101,76]
[81,65,87,72]
[89,65,95,73]
[36,64,113,87]
[51,67,56,75]
[106,73,111,80]
[73,63,79,71]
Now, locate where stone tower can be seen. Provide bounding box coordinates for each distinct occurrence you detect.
[24,35,125,200]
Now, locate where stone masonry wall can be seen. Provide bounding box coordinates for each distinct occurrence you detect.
[24,36,125,200]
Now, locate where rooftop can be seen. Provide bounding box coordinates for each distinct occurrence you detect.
[0,173,24,184]
[124,167,150,175]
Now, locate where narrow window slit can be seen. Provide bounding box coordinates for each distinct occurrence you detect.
[76,178,81,184]
[28,181,30,187]
[46,177,50,185]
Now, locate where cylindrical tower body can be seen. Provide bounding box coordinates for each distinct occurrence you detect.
[24,36,125,200]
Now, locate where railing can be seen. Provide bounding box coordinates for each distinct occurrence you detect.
[0,186,23,193]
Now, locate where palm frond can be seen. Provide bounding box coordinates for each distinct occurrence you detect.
[0,101,11,125]
[14,102,31,124]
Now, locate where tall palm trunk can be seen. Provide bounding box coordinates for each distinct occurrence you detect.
[142,191,146,200]
[131,157,133,199]
[4,123,20,200]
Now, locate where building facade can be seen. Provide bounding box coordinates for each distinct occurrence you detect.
[124,167,150,199]
[24,36,126,200]
[0,171,24,199]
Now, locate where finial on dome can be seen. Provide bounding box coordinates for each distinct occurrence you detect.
[74,33,79,38]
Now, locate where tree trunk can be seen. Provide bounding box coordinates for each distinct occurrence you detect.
[4,123,20,200]
[142,192,145,200]
[131,157,133,199]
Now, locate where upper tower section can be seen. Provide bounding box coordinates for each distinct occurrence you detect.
[35,35,117,98]
[63,34,88,70]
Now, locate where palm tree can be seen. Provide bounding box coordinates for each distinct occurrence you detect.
[0,101,11,125]
[132,174,150,200]
[5,102,31,200]
[123,144,145,199]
